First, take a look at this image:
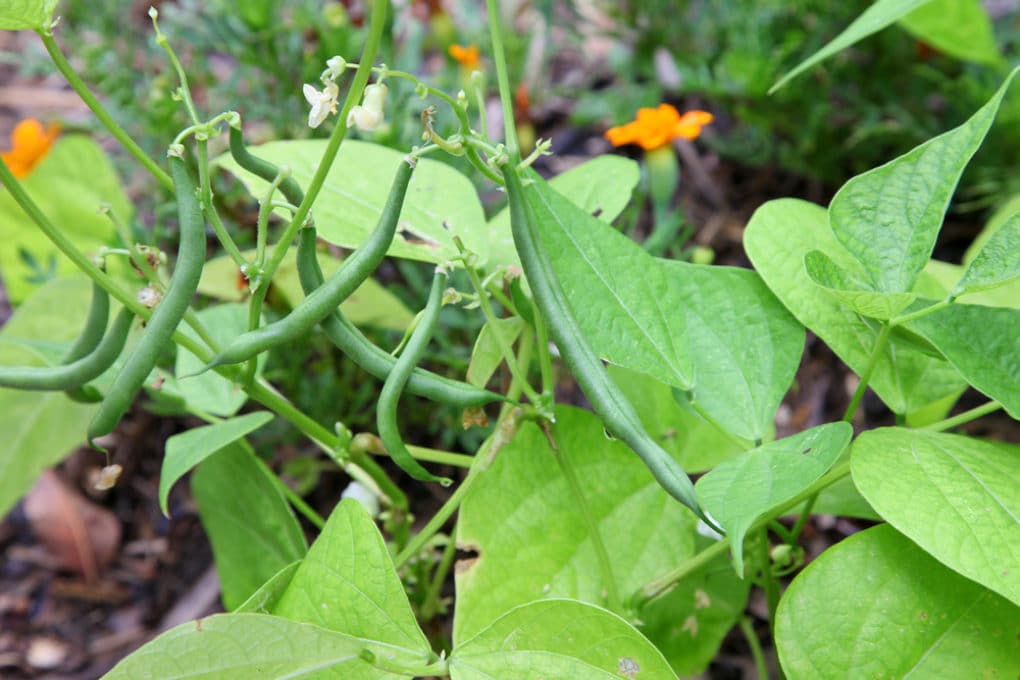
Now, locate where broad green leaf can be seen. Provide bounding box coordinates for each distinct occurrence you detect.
[218,140,486,264]
[192,444,307,610]
[198,247,413,331]
[608,365,749,473]
[176,304,261,416]
[776,525,1020,678]
[0,277,98,516]
[638,539,750,676]
[828,69,1019,295]
[769,0,931,93]
[804,250,915,319]
[0,0,57,30]
[0,136,126,303]
[909,303,1020,418]
[465,317,524,388]
[272,500,432,657]
[695,423,852,573]
[918,258,1020,309]
[808,475,880,520]
[486,155,640,272]
[527,179,803,441]
[952,211,1020,297]
[449,599,676,680]
[745,198,966,414]
[965,193,1020,265]
[456,407,697,641]
[102,613,416,679]
[236,561,301,614]
[899,0,1001,65]
[159,411,275,516]
[852,428,1020,606]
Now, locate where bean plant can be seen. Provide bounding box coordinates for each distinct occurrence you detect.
[1,1,1018,678]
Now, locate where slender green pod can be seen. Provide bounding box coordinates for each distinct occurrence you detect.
[227,126,306,208]
[87,155,206,444]
[62,279,111,363]
[0,308,135,391]
[377,269,453,485]
[502,166,706,520]
[205,158,415,370]
[295,227,503,408]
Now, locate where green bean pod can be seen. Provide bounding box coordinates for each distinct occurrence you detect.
[62,280,111,363]
[502,167,704,519]
[295,227,503,408]
[87,156,206,444]
[227,126,306,208]
[0,307,134,391]
[377,268,453,485]
[205,159,415,370]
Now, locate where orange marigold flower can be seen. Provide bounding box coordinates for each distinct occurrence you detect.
[448,43,480,69]
[1,119,61,179]
[604,105,712,151]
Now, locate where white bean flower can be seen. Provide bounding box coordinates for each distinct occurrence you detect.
[303,80,340,128]
[346,82,388,132]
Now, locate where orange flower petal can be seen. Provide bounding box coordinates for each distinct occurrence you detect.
[1,119,60,179]
[448,44,480,69]
[605,105,713,151]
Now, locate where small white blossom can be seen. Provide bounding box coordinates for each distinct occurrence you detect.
[303,80,340,128]
[324,56,347,81]
[347,82,388,132]
[341,481,380,517]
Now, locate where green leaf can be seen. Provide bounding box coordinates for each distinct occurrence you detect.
[769,0,931,93]
[638,539,750,676]
[909,303,1020,418]
[828,68,1019,295]
[899,0,1001,65]
[454,407,699,638]
[236,561,301,614]
[176,304,262,416]
[776,524,1020,678]
[952,211,1020,297]
[101,613,417,679]
[449,599,676,680]
[808,475,880,520]
[192,444,307,610]
[272,499,432,657]
[0,0,57,30]
[527,179,803,441]
[0,136,126,303]
[198,247,413,331]
[0,276,99,516]
[852,428,1020,606]
[918,258,1020,309]
[466,317,524,388]
[608,365,749,473]
[964,193,1020,265]
[804,250,915,319]
[218,140,486,264]
[159,411,275,516]
[695,423,852,573]
[745,198,966,414]
[486,155,640,273]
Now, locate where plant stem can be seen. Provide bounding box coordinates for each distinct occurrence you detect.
[37,32,174,191]
[922,400,1003,432]
[421,533,458,621]
[533,307,555,399]
[464,264,541,405]
[843,323,892,422]
[548,423,622,614]
[196,141,247,267]
[890,297,952,327]
[738,617,770,680]
[757,528,780,630]
[485,0,519,160]
[635,460,851,607]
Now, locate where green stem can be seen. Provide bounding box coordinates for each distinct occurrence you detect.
[739,617,770,680]
[890,297,952,327]
[464,264,541,405]
[533,307,554,399]
[635,460,851,608]
[37,32,173,191]
[256,170,288,266]
[548,423,621,614]
[150,10,201,124]
[922,400,1003,432]
[485,0,519,160]
[196,141,247,268]
[843,323,892,422]
[421,532,458,621]
[274,476,327,530]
